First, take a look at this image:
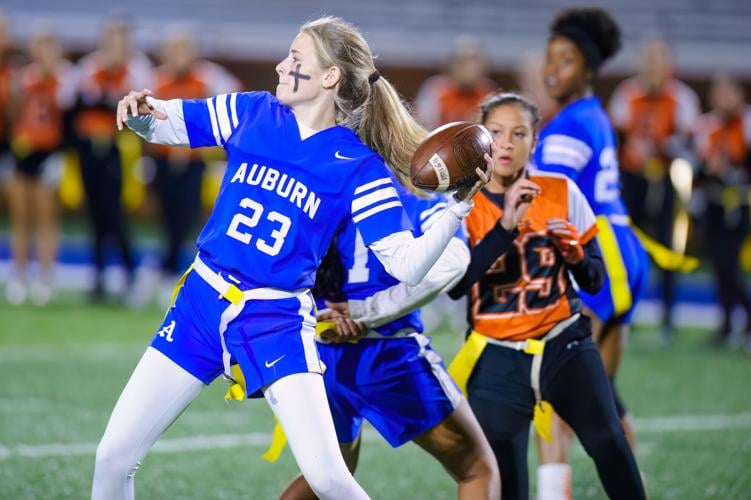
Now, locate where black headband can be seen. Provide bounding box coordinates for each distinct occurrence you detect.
[552,26,602,72]
[368,70,380,85]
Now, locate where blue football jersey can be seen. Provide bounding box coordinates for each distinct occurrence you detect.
[328,181,465,336]
[533,96,627,218]
[182,91,410,290]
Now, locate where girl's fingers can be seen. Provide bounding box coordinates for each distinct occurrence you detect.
[317,310,334,322]
[128,95,139,119]
[116,101,124,130]
[476,165,490,183]
[334,317,350,336]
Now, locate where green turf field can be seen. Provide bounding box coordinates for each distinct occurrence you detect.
[1,299,750,499]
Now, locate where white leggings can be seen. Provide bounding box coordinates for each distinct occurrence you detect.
[92,347,368,500]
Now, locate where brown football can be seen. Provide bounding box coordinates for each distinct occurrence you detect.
[410,121,493,193]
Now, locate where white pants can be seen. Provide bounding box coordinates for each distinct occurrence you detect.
[92,347,368,500]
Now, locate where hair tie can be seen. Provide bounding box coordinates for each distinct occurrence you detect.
[368,70,380,85]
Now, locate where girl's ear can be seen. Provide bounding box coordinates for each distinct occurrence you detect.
[322,66,342,89]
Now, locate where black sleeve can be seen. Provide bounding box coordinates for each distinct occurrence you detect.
[569,238,606,294]
[448,222,518,300]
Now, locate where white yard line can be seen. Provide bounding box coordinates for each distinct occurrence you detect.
[635,412,751,433]
[0,343,145,363]
[1,412,750,461]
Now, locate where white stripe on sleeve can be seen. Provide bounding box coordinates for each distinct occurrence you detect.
[541,134,593,171]
[230,93,239,128]
[352,200,402,224]
[352,187,399,213]
[354,177,392,195]
[215,94,232,143]
[205,97,222,146]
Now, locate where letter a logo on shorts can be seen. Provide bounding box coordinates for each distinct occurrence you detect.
[157,320,176,343]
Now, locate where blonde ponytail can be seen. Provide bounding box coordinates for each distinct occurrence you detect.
[358,77,427,189]
[301,17,427,191]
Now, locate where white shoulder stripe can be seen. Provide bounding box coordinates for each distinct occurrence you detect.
[545,134,593,159]
[205,97,222,146]
[542,153,587,171]
[354,177,392,195]
[352,187,399,213]
[542,151,589,171]
[543,144,590,163]
[542,134,593,171]
[215,94,232,143]
[229,93,239,128]
[352,200,402,224]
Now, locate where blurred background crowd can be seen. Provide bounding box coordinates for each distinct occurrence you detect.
[0,1,749,349]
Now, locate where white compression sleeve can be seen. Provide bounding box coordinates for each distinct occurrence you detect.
[349,237,469,328]
[125,97,190,146]
[369,197,472,286]
[264,373,369,500]
[92,347,204,500]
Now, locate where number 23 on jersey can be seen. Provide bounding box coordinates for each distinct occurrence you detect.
[225,197,292,256]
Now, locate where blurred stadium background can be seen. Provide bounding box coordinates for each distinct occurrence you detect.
[1,0,750,498]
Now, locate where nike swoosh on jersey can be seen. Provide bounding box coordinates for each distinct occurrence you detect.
[334,150,355,160]
[264,355,286,368]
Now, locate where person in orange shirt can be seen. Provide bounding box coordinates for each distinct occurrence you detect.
[448,92,645,499]
[5,31,76,305]
[415,36,497,130]
[608,39,700,341]
[74,18,152,301]
[694,75,751,350]
[147,32,240,301]
[0,12,15,177]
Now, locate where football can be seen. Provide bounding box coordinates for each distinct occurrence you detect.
[410,121,493,193]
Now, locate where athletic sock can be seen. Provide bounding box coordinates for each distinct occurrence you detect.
[536,463,571,500]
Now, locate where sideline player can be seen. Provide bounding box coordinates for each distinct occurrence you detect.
[6,31,76,305]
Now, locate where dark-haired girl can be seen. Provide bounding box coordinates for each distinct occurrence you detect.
[448,91,646,499]
[531,8,650,497]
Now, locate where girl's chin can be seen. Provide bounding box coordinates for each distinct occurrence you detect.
[495,164,523,178]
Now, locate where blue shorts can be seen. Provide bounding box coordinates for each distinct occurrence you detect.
[580,218,649,324]
[317,334,462,448]
[150,269,322,398]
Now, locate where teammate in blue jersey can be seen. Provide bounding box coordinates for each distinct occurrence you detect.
[280,179,500,499]
[91,17,491,500]
[530,8,649,497]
